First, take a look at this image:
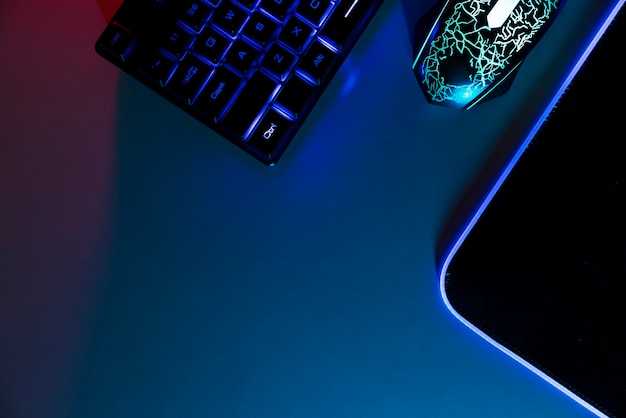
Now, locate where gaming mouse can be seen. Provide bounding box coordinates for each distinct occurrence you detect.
[412,0,566,109]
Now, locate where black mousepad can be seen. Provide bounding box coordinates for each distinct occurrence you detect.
[440,5,626,417]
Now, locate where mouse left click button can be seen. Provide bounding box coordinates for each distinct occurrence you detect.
[99,22,137,62]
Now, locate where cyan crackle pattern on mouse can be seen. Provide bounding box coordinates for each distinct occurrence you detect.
[419,0,560,106]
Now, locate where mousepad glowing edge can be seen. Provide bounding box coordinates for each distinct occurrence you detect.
[439,1,626,417]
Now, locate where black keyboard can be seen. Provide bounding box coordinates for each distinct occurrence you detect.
[96,0,383,165]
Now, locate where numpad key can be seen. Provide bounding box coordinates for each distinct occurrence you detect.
[96,0,383,165]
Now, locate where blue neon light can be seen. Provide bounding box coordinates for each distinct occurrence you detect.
[438,1,626,416]
[415,0,562,108]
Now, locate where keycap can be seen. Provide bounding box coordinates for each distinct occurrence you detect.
[243,11,280,47]
[225,38,261,74]
[275,75,315,118]
[248,108,293,156]
[168,54,212,104]
[160,24,195,59]
[278,15,313,53]
[195,66,243,121]
[221,71,277,138]
[260,0,295,20]
[136,48,177,86]
[299,40,337,84]
[100,22,136,61]
[212,0,249,36]
[261,43,296,79]
[235,0,260,11]
[194,27,230,64]
[296,0,332,26]
[177,0,213,32]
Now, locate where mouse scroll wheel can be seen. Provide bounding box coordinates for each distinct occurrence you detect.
[487,0,521,29]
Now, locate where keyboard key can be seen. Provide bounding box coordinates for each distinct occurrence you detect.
[234,0,260,11]
[196,66,243,121]
[168,54,212,104]
[299,40,337,84]
[160,24,195,59]
[243,11,280,47]
[225,38,260,74]
[261,43,296,79]
[248,108,293,156]
[278,15,313,53]
[296,0,332,26]
[136,48,177,86]
[321,0,379,50]
[177,0,213,32]
[212,0,249,36]
[194,27,230,64]
[100,22,136,61]
[260,0,295,20]
[221,71,277,139]
[275,74,315,118]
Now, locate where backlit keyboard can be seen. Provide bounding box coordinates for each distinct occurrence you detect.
[96,0,383,164]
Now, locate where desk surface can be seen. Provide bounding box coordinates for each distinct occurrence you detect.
[0,0,619,417]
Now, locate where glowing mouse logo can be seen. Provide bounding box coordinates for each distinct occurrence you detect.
[413,0,563,109]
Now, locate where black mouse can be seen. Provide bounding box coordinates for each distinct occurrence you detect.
[412,0,566,109]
